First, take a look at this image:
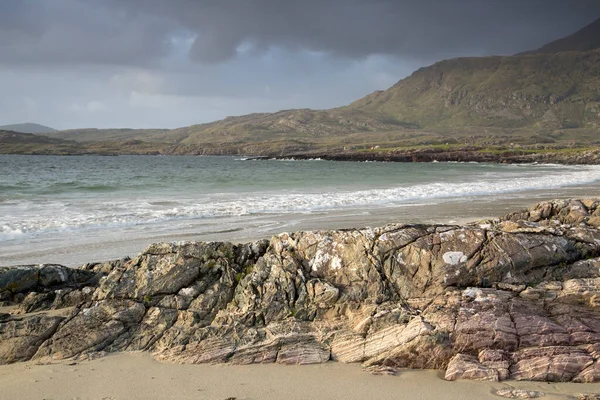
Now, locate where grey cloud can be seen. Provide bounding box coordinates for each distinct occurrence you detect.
[127,0,600,62]
[0,0,173,66]
[189,29,242,63]
[1,0,599,67]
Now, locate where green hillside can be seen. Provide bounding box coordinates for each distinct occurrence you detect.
[348,50,600,131]
[43,128,177,143]
[0,130,80,154]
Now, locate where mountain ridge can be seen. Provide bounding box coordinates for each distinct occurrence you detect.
[348,49,600,130]
[518,16,600,55]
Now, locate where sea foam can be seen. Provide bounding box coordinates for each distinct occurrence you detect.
[2,164,600,240]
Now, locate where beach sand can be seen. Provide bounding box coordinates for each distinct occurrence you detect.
[0,352,598,400]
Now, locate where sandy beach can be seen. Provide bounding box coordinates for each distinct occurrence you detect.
[0,352,598,400]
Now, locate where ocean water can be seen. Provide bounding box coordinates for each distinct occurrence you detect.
[2,154,600,266]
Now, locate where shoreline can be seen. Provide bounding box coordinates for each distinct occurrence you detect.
[4,146,600,165]
[248,147,600,165]
[1,352,598,400]
[3,184,600,268]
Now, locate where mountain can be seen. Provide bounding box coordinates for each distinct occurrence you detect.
[346,17,600,132]
[347,49,600,131]
[16,16,600,156]
[0,123,57,134]
[519,17,600,55]
[40,109,414,155]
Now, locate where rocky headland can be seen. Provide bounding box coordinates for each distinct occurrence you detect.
[3,199,600,383]
[251,147,600,165]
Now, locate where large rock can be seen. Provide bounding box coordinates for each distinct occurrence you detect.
[33,300,145,361]
[510,346,594,381]
[445,353,503,381]
[0,313,67,364]
[1,199,600,383]
[0,265,98,298]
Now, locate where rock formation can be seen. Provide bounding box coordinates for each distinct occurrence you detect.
[2,199,600,382]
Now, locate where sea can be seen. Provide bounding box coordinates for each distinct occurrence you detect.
[2,154,600,267]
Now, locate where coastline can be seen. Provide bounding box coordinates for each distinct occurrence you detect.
[249,147,600,165]
[4,145,600,165]
[3,7,600,400]
[1,352,598,400]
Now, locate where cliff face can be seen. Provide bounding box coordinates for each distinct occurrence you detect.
[2,199,600,382]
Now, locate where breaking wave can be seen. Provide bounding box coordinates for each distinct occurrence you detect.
[2,164,600,240]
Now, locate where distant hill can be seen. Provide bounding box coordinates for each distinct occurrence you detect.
[0,130,80,155]
[0,130,172,155]
[40,109,411,154]
[519,17,600,55]
[42,128,175,143]
[0,130,63,144]
[0,123,57,134]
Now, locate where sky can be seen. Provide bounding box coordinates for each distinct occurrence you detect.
[0,0,599,130]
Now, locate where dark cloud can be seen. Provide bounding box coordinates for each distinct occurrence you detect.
[0,0,173,66]
[175,0,600,62]
[0,0,598,66]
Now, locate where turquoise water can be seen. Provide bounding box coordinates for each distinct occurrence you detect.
[2,155,600,266]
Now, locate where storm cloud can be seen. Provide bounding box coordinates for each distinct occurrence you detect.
[1,0,598,66]
[0,0,598,128]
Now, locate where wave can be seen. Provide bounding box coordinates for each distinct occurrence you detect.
[34,181,167,195]
[0,184,30,191]
[34,182,120,194]
[2,164,600,240]
[1,225,24,237]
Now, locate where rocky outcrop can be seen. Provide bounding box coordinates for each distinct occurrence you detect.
[261,148,600,165]
[2,199,600,382]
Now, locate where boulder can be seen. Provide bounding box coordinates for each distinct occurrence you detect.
[445,354,501,381]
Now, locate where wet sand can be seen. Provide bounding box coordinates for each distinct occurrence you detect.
[0,352,598,400]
